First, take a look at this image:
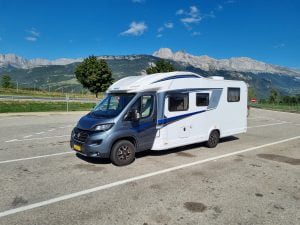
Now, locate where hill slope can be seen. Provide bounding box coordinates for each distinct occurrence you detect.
[0,52,299,98]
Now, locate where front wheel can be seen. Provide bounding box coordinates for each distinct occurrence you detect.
[110,140,136,166]
[206,130,220,148]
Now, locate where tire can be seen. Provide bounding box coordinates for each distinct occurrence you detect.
[110,140,136,166]
[206,130,220,148]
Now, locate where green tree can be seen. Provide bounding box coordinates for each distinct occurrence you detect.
[75,56,113,97]
[248,87,257,100]
[146,59,175,74]
[268,88,279,103]
[296,94,300,104]
[0,75,13,88]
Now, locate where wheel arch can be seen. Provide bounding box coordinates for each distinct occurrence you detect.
[110,135,138,153]
[207,126,221,139]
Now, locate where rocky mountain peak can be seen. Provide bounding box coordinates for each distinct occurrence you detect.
[153,48,174,59]
[153,48,300,76]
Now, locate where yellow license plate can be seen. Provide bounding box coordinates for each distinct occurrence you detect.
[73,144,81,151]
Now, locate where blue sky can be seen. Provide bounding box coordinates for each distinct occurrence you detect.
[0,0,299,68]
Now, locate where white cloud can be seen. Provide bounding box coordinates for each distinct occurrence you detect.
[28,28,40,37]
[191,31,202,36]
[157,27,164,32]
[121,21,147,36]
[181,17,201,24]
[177,6,202,26]
[25,36,37,42]
[156,22,174,37]
[164,22,174,29]
[189,6,199,17]
[217,4,223,10]
[176,9,184,15]
[25,28,40,42]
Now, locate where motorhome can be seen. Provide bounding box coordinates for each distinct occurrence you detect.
[71,71,247,166]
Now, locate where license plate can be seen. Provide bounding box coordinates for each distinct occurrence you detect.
[73,144,81,151]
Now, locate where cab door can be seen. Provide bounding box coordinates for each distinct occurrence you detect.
[125,93,157,151]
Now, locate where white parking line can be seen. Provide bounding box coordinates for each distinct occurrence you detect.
[4,135,69,143]
[247,121,289,129]
[5,139,18,143]
[23,135,33,138]
[254,108,300,116]
[0,152,73,164]
[0,135,299,218]
[0,117,23,121]
[247,116,286,123]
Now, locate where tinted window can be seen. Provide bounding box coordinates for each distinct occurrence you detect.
[141,95,153,118]
[228,88,240,102]
[168,93,189,111]
[196,93,209,106]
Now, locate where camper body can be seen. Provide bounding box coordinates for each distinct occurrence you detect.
[70,72,247,166]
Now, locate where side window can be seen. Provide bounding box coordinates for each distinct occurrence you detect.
[196,93,209,106]
[141,95,153,118]
[168,93,189,112]
[228,88,240,102]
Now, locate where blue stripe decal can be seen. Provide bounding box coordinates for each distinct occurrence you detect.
[157,110,207,125]
[130,121,154,132]
[152,75,201,84]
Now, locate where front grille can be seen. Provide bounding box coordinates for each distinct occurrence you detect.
[73,128,89,143]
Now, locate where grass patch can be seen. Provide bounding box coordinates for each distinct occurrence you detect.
[0,101,96,113]
[251,103,300,113]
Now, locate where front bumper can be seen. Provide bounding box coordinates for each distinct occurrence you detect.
[70,128,111,158]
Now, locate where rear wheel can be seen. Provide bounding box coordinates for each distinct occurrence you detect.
[110,140,136,166]
[206,130,220,148]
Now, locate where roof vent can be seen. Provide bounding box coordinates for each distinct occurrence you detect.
[208,76,224,80]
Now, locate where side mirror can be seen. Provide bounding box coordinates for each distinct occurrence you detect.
[125,109,140,121]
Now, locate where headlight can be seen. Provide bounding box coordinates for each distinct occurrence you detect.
[93,123,114,131]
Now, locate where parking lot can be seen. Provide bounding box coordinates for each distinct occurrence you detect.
[0,108,299,225]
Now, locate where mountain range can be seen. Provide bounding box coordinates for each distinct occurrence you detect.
[153,48,300,76]
[0,54,82,69]
[0,48,300,98]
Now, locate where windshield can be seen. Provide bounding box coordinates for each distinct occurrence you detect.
[92,93,136,118]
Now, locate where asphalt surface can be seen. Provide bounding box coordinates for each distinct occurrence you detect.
[0,108,299,225]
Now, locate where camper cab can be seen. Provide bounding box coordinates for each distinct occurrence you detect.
[71,72,247,166]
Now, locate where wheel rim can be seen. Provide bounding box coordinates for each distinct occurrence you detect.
[210,132,218,145]
[117,145,132,161]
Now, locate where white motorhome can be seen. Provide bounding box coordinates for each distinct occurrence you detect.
[71,71,247,166]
